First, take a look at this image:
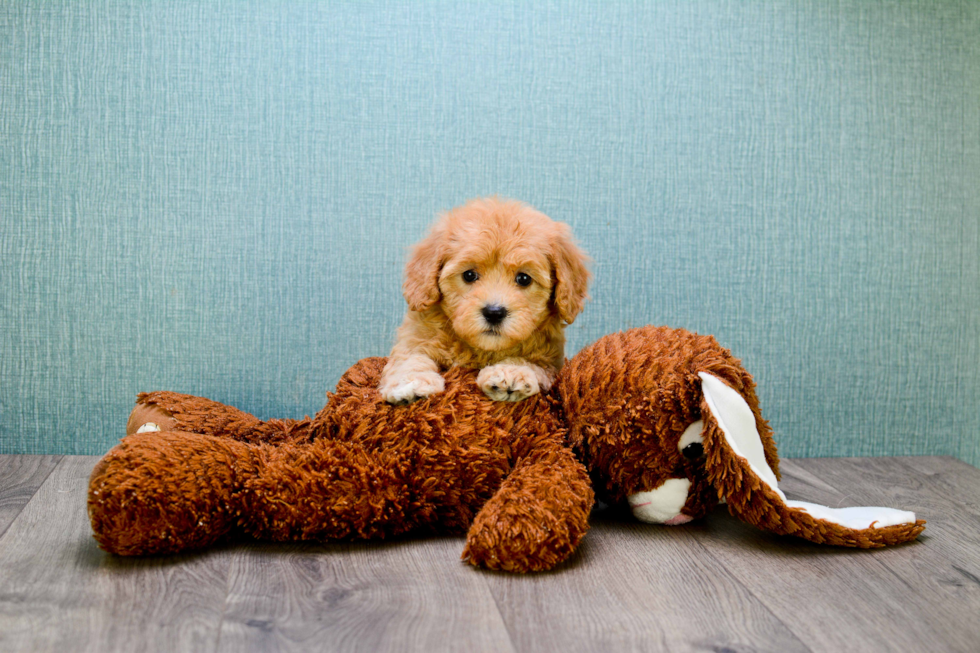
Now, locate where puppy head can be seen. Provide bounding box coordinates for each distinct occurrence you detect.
[403,198,590,351]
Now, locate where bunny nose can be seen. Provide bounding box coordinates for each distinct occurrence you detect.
[481,304,508,326]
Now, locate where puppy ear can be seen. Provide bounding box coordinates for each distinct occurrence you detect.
[550,223,590,325]
[698,372,925,547]
[402,223,447,312]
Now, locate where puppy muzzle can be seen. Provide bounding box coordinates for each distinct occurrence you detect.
[481,304,508,327]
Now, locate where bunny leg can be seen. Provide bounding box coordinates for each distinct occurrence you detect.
[89,431,259,555]
[128,391,312,444]
[462,446,594,572]
[238,439,466,542]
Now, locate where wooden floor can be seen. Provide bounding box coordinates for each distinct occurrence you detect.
[1,455,978,652]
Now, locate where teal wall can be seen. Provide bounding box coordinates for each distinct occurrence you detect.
[2,2,978,464]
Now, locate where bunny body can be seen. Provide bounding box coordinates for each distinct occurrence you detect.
[89,358,594,572]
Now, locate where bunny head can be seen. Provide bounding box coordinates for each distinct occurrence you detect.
[558,326,925,548]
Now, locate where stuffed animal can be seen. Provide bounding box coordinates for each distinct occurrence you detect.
[560,326,925,547]
[88,327,924,572]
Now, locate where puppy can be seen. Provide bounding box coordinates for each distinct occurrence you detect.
[379,198,590,404]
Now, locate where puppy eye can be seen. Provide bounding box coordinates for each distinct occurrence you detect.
[462,270,479,284]
[515,272,533,287]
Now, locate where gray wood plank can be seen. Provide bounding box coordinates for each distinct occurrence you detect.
[217,537,516,653]
[481,512,810,653]
[688,457,980,653]
[893,455,980,519]
[800,456,980,564]
[800,455,980,645]
[0,456,230,653]
[0,455,61,539]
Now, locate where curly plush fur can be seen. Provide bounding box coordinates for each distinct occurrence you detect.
[90,359,593,572]
[561,326,926,548]
[89,326,924,571]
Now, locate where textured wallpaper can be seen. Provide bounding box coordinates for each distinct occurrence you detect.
[2,1,978,465]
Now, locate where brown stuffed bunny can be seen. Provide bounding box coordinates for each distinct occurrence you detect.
[89,327,923,573]
[561,326,925,547]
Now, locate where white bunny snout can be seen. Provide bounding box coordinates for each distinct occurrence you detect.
[627,478,693,525]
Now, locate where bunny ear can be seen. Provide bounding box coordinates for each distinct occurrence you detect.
[698,372,925,547]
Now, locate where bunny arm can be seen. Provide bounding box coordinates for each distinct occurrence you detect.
[462,433,594,573]
[698,372,926,547]
[129,391,313,445]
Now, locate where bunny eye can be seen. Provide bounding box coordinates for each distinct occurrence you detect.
[681,442,704,460]
[676,419,705,460]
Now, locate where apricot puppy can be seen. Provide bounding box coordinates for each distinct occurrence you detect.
[380,198,589,404]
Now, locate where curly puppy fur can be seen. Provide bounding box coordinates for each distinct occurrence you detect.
[380,197,590,405]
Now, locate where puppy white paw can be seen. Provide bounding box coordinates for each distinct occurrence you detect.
[477,364,540,402]
[380,371,445,405]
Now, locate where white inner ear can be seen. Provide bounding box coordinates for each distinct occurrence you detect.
[699,373,785,500]
[698,372,916,530]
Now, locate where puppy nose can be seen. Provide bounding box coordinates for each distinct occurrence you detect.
[481,304,508,325]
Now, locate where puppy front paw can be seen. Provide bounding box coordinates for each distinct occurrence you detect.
[477,364,540,402]
[380,371,445,405]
